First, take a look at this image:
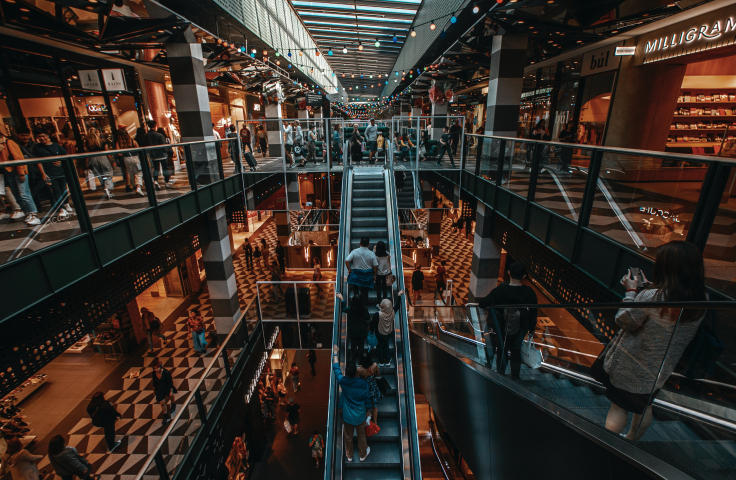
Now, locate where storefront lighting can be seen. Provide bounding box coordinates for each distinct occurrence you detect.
[411,29,416,37]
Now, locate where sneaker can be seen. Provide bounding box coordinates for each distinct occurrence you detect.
[104,189,113,199]
[10,211,25,221]
[346,455,353,462]
[170,403,176,413]
[125,185,133,193]
[64,204,73,212]
[166,181,175,188]
[359,447,371,462]
[109,440,122,453]
[25,216,41,226]
[0,213,10,221]
[154,182,161,190]
[136,186,145,197]
[58,210,69,221]
[162,415,171,425]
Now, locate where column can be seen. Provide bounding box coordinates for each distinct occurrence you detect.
[185,253,202,293]
[265,103,283,158]
[427,209,442,257]
[431,102,448,140]
[453,185,460,210]
[469,203,502,302]
[484,35,527,138]
[202,204,243,344]
[286,173,300,210]
[126,298,146,344]
[275,211,290,245]
[422,175,433,208]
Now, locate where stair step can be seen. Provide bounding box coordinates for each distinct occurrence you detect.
[352,217,388,227]
[353,189,385,198]
[351,417,400,441]
[343,442,402,469]
[343,468,403,480]
[351,239,389,250]
[353,198,387,207]
[377,398,398,417]
[352,227,388,236]
[352,207,386,217]
[354,181,384,189]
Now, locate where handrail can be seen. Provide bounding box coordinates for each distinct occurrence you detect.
[428,421,452,480]
[134,298,256,480]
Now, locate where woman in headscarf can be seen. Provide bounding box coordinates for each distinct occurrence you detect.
[372,289,405,367]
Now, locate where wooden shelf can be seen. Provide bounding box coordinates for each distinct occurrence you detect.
[670,128,729,131]
[677,102,736,105]
[667,142,723,146]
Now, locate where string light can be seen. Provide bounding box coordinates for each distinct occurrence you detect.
[375,38,380,47]
[473,5,479,13]
[430,22,436,30]
[358,42,363,51]
[392,33,398,42]
[343,45,348,54]
[328,48,333,55]
[411,29,417,37]
[451,15,457,24]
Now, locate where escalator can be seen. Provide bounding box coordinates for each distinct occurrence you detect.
[326,166,421,480]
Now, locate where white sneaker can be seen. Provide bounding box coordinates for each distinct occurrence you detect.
[58,210,69,220]
[346,455,353,462]
[359,447,370,462]
[25,216,41,226]
[10,211,25,221]
[104,189,114,199]
[154,182,161,190]
[168,178,176,186]
[136,186,145,197]
[64,204,72,212]
[166,181,175,188]
[0,213,10,221]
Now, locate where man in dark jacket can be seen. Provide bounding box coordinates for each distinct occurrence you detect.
[275,240,285,273]
[477,263,538,378]
[139,120,173,188]
[86,392,122,452]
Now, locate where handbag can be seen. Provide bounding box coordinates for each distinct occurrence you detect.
[283,419,292,433]
[589,329,623,386]
[365,419,380,437]
[386,274,396,286]
[367,331,378,348]
[376,376,390,394]
[520,333,543,369]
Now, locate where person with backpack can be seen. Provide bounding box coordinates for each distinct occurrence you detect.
[476,263,538,378]
[86,391,122,452]
[141,307,168,354]
[226,125,242,173]
[139,120,174,189]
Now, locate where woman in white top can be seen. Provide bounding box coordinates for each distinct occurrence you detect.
[373,241,391,302]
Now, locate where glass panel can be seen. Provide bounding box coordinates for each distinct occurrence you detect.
[299,321,332,349]
[0,157,84,264]
[533,146,593,221]
[472,137,503,183]
[258,281,289,319]
[500,139,532,197]
[137,137,191,203]
[221,128,243,178]
[589,153,703,257]
[191,141,221,186]
[702,169,736,293]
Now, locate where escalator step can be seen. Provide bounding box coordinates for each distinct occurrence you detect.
[377,397,398,417]
[343,441,402,469]
[351,417,400,441]
[343,468,403,480]
[352,217,388,227]
[353,198,387,207]
[353,207,387,217]
[639,440,736,471]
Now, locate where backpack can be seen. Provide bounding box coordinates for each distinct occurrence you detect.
[88,404,105,427]
[502,307,531,337]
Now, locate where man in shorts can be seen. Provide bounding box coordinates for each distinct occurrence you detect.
[365,118,378,164]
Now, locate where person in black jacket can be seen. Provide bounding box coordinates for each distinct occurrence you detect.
[476,263,538,378]
[275,240,285,274]
[86,391,122,452]
[151,359,177,424]
[244,238,253,270]
[139,120,174,189]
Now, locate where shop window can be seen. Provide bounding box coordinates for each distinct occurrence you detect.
[576,71,615,146]
[70,89,113,147]
[13,83,74,150]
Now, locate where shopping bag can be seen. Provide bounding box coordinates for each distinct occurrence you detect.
[283,419,292,433]
[0,173,4,195]
[367,331,377,348]
[365,419,380,437]
[86,169,97,190]
[386,274,396,286]
[520,333,543,369]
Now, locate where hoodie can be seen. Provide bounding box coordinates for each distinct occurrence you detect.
[0,449,42,480]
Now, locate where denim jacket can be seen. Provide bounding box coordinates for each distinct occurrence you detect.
[333,362,371,425]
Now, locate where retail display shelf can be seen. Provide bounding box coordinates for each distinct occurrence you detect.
[4,375,47,404]
[677,102,736,105]
[670,128,730,131]
[673,115,736,118]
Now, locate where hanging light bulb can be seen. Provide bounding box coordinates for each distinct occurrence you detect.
[262,49,268,56]
[276,60,280,66]
[411,29,417,37]
[351,74,355,78]
[358,42,363,51]
[430,22,436,30]
[315,50,320,56]
[392,33,398,43]
[342,73,345,77]
[251,47,257,54]
[473,5,480,13]
[343,45,348,54]
[299,50,304,56]
[451,15,457,24]
[328,48,333,56]
[287,50,292,57]
[275,51,280,57]
[375,38,380,47]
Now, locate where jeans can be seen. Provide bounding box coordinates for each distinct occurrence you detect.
[147,329,168,352]
[437,146,455,166]
[343,418,368,460]
[259,139,267,156]
[245,252,253,269]
[375,274,388,302]
[123,156,143,186]
[349,335,366,363]
[1,184,20,211]
[151,159,170,183]
[88,156,114,191]
[104,423,116,450]
[291,375,299,392]
[48,176,68,207]
[377,331,391,365]
[5,171,37,214]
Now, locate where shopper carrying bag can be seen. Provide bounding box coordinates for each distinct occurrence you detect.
[520,333,543,369]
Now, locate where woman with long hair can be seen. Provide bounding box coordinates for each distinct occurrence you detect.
[48,435,95,480]
[357,353,382,426]
[85,127,115,198]
[350,123,363,165]
[257,125,268,157]
[373,241,391,302]
[116,128,144,197]
[86,391,122,452]
[599,241,707,441]
[335,291,370,362]
[140,307,168,354]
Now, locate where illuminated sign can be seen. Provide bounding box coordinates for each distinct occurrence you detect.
[78,70,102,91]
[639,206,680,222]
[614,46,636,56]
[86,104,109,114]
[581,43,622,76]
[253,103,261,111]
[102,69,126,91]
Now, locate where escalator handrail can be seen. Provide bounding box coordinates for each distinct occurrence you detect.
[385,167,422,480]
[325,167,352,480]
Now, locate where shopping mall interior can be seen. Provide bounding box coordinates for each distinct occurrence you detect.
[1,1,736,480]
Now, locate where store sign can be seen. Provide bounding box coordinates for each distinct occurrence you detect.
[521,87,553,99]
[102,69,126,91]
[253,104,261,111]
[306,92,324,107]
[78,70,102,91]
[86,104,109,114]
[640,206,680,222]
[581,43,622,77]
[614,46,636,56]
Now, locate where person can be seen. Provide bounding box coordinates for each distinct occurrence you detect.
[465,219,473,240]
[374,241,391,302]
[283,121,295,168]
[226,125,242,173]
[0,437,42,479]
[244,238,253,269]
[449,119,461,155]
[364,119,378,164]
[260,238,270,270]
[264,387,276,420]
[47,435,94,480]
[113,128,145,197]
[411,264,424,304]
[140,307,167,354]
[286,397,301,435]
[332,344,372,462]
[306,124,318,165]
[313,256,323,296]
[276,377,287,405]
[434,260,447,302]
[601,241,707,441]
[336,292,370,362]
[151,359,177,424]
[357,354,382,426]
[450,209,459,233]
[257,125,268,157]
[556,121,574,174]
[86,391,122,452]
[275,240,286,274]
[399,134,414,162]
[270,263,282,302]
[253,245,263,269]
[139,120,174,188]
[289,362,300,392]
[345,237,378,302]
[436,126,456,167]
[331,124,342,165]
[395,171,405,192]
[240,124,252,153]
[84,128,115,199]
[157,127,175,175]
[456,216,465,237]
[212,123,221,140]
[392,132,401,160]
[294,120,304,152]
[309,431,324,468]
[477,263,538,378]
[16,126,50,209]
[373,291,404,366]
[31,130,74,215]
[188,309,208,355]
[307,349,317,375]
[350,123,363,165]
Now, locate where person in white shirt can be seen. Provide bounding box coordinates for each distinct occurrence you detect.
[364,119,378,165]
[212,123,221,140]
[283,121,295,168]
[345,237,378,302]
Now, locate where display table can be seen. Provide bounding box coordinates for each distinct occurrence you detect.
[93,334,125,362]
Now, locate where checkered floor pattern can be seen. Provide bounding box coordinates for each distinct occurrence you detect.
[37,292,241,480]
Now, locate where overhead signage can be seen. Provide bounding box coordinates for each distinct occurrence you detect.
[521,87,553,99]
[306,92,324,107]
[638,11,736,65]
[86,104,109,114]
[581,43,622,77]
[614,46,636,56]
[102,68,126,91]
[78,70,102,91]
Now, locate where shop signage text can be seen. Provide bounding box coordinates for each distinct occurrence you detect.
[639,206,680,222]
[78,68,127,91]
[306,92,324,107]
[644,18,736,54]
[581,43,623,77]
[615,46,636,56]
[79,70,102,91]
[86,104,109,114]
[520,87,553,99]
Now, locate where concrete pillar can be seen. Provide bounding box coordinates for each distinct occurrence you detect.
[453,185,460,210]
[275,211,290,245]
[127,298,146,343]
[185,253,202,293]
[202,204,243,344]
[427,209,442,257]
[484,35,527,138]
[431,102,448,140]
[286,173,300,210]
[469,203,502,302]
[265,103,283,158]
[422,176,433,208]
[298,110,309,120]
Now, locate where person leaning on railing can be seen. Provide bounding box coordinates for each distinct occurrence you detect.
[595,241,708,442]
